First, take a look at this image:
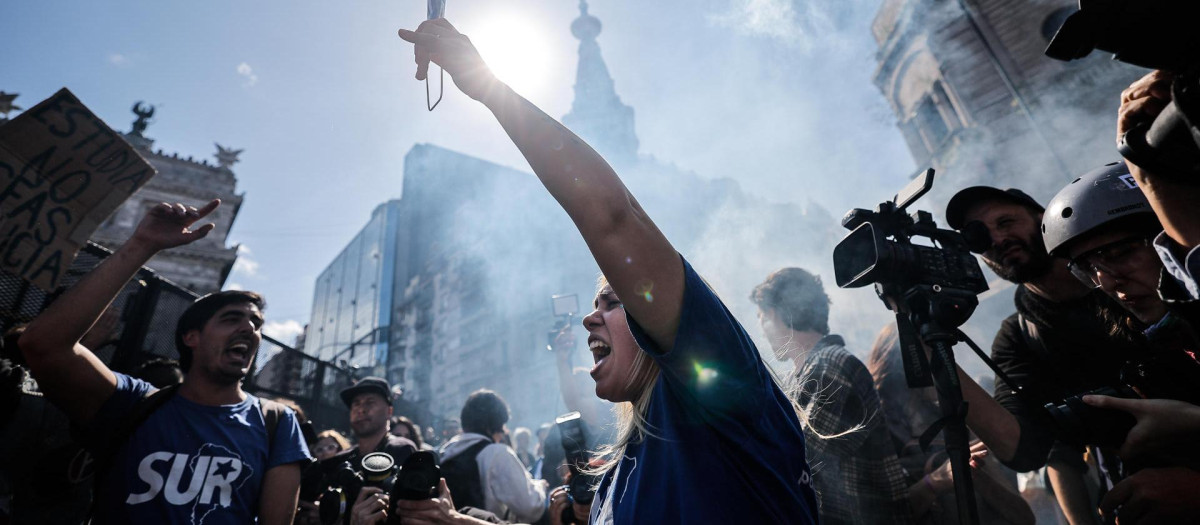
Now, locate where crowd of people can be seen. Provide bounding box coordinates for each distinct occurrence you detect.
[0,15,1199,525]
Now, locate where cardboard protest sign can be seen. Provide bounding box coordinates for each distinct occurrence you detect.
[0,88,156,290]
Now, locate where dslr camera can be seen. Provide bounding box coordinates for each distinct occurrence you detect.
[1046,347,1200,449]
[304,450,441,525]
[1047,0,1200,179]
[556,412,599,525]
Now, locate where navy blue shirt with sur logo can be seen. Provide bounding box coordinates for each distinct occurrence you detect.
[589,258,818,524]
[89,373,311,524]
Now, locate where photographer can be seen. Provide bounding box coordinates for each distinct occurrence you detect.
[1117,70,1200,330]
[297,377,417,524]
[349,479,512,525]
[547,485,590,525]
[1040,162,1200,523]
[942,185,1141,523]
[398,19,817,523]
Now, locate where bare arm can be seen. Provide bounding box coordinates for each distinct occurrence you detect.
[399,20,684,351]
[550,326,603,425]
[1047,460,1100,525]
[19,200,219,423]
[956,366,1022,463]
[258,463,301,525]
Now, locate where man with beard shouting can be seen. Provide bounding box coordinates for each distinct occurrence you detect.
[18,201,312,524]
[943,187,1140,524]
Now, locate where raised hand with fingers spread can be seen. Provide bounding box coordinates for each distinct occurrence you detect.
[130,199,220,254]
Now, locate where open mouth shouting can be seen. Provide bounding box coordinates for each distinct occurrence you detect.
[589,336,612,374]
[225,338,256,365]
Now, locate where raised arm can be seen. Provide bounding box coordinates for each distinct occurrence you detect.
[19,200,219,423]
[1118,70,1200,250]
[399,20,684,351]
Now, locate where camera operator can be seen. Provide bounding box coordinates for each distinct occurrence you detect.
[942,185,1142,523]
[297,377,417,524]
[1117,70,1200,331]
[547,485,590,525]
[1040,162,1200,523]
[348,479,512,525]
[338,377,418,464]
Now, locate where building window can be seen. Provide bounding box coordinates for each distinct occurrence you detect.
[915,97,950,150]
[911,81,961,154]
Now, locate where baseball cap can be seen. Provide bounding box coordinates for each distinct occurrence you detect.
[339,376,394,407]
[945,186,1045,230]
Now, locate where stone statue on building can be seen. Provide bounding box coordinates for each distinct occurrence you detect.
[215,143,244,169]
[130,101,154,136]
[0,92,20,121]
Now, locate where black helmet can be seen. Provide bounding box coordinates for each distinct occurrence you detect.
[1041,162,1157,257]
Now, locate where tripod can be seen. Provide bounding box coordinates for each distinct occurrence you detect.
[889,284,981,525]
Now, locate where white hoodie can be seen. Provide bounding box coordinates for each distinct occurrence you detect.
[439,433,548,523]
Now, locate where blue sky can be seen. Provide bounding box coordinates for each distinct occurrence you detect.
[3,0,914,344]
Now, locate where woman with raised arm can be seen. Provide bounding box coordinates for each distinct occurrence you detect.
[398,19,817,524]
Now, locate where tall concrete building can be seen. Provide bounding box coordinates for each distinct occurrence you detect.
[871,0,1144,203]
[91,105,242,293]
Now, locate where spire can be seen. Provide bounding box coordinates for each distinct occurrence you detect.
[562,0,639,166]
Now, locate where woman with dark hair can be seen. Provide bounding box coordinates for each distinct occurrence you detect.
[391,415,425,449]
[398,18,817,524]
[866,324,1035,525]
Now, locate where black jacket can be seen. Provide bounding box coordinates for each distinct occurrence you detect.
[989,286,1138,472]
[325,433,418,471]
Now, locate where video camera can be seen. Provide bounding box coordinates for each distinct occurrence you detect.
[832,168,989,523]
[1046,1,1200,179]
[303,450,441,525]
[556,412,598,525]
[833,168,989,325]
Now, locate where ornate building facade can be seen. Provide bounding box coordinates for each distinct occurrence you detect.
[871,0,1144,202]
[90,106,242,293]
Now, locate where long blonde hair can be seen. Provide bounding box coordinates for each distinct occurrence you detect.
[587,274,849,476]
[590,276,662,474]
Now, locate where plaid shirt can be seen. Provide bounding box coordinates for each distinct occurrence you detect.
[791,335,913,525]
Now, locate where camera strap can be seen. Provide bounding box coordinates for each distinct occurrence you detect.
[1017,314,1054,362]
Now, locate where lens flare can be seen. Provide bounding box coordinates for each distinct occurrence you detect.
[693,361,719,385]
[636,279,653,303]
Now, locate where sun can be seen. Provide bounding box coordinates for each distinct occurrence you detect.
[466,13,553,97]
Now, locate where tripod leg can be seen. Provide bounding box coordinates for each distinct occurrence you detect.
[928,338,981,525]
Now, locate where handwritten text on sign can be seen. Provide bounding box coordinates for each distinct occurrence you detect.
[0,88,156,290]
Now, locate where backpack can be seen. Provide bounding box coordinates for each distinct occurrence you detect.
[87,384,287,518]
[440,440,492,510]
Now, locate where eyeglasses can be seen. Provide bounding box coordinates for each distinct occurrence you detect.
[313,444,340,454]
[1067,237,1153,288]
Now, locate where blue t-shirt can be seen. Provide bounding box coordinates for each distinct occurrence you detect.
[590,258,818,524]
[90,373,312,524]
